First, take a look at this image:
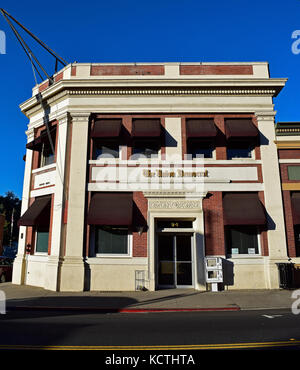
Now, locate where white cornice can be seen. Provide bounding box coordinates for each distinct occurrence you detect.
[19,77,287,116]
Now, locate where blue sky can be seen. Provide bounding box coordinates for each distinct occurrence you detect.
[0,0,299,197]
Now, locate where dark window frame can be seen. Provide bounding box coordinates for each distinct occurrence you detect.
[94,225,131,256]
[225,225,260,257]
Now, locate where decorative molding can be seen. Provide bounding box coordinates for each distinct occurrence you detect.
[70,112,91,122]
[274,141,300,149]
[282,183,300,191]
[148,199,202,210]
[255,111,276,121]
[67,88,277,97]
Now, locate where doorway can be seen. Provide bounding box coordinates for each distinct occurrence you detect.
[157,233,193,288]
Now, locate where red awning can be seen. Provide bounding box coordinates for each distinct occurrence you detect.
[18,196,51,227]
[225,119,259,140]
[91,119,122,138]
[87,193,133,225]
[291,192,300,225]
[26,127,56,152]
[186,119,217,138]
[132,119,161,137]
[223,193,266,225]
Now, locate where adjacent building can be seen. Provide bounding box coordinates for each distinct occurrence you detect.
[12,62,299,291]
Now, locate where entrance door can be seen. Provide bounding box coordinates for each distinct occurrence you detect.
[157,234,193,288]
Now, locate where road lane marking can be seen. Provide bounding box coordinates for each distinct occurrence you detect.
[0,340,299,350]
[262,315,283,319]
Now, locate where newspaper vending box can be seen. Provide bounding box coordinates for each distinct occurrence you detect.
[205,257,223,292]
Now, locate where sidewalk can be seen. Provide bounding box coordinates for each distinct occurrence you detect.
[0,283,296,312]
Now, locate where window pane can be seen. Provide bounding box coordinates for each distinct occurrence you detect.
[41,145,55,166]
[188,141,213,158]
[294,225,300,257]
[94,142,119,159]
[176,235,191,261]
[96,226,128,254]
[36,230,49,253]
[288,166,300,181]
[226,226,258,255]
[158,235,174,261]
[227,142,252,159]
[132,141,159,158]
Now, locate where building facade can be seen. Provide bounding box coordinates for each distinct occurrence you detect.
[12,62,300,292]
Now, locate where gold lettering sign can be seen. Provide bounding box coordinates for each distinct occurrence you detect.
[143,169,208,178]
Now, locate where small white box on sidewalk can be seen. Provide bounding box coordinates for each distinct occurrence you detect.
[205,257,223,292]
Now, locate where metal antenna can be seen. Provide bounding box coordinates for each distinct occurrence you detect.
[0,8,68,83]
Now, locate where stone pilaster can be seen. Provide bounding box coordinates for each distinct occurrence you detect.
[58,112,90,291]
[256,111,288,288]
[44,113,69,291]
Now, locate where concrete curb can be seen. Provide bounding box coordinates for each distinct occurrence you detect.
[6,306,241,313]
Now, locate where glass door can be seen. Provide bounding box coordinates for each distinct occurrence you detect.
[157,234,193,288]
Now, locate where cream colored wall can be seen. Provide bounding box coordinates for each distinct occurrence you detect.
[12,130,34,285]
[24,256,48,287]
[226,261,268,289]
[88,264,148,291]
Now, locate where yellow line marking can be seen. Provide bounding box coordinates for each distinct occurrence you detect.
[0,341,299,350]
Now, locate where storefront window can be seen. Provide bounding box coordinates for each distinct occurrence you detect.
[95,226,129,255]
[226,226,259,256]
[35,226,49,253]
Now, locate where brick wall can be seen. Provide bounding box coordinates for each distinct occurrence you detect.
[282,190,297,257]
[91,65,165,76]
[202,192,225,255]
[278,149,300,159]
[132,192,148,257]
[180,65,253,75]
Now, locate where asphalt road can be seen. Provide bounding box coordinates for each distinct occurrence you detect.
[0,308,300,351]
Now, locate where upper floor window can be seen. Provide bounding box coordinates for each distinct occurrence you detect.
[131,119,161,159]
[40,143,55,167]
[132,140,159,159]
[224,118,258,160]
[91,119,122,160]
[186,119,217,159]
[187,139,214,159]
[26,126,56,168]
[93,139,119,159]
[227,141,253,160]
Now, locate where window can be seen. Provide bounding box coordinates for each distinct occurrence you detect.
[40,143,55,167]
[132,140,159,159]
[94,140,119,159]
[226,226,259,256]
[227,141,252,160]
[95,226,129,255]
[288,166,300,181]
[294,225,300,257]
[35,226,49,254]
[187,140,214,158]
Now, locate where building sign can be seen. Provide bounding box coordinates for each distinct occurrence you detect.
[90,160,258,192]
